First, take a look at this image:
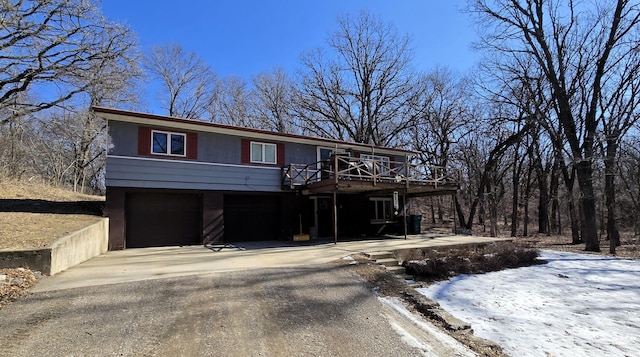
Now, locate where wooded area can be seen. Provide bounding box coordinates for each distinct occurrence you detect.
[1,0,639,253]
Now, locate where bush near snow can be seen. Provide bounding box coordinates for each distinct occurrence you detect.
[401,243,543,281]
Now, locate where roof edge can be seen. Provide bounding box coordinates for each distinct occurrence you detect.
[92,106,418,155]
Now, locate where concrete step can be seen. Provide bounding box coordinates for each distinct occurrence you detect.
[385,265,406,274]
[376,258,400,267]
[367,251,394,261]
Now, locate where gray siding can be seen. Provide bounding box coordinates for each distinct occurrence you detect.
[284,142,317,164]
[197,131,241,164]
[106,156,284,192]
[108,121,138,156]
[108,121,319,165]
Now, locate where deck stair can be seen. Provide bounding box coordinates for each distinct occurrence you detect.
[367,251,406,275]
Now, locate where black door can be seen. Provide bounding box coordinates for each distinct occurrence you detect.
[317,197,333,237]
[224,195,281,242]
[126,192,201,248]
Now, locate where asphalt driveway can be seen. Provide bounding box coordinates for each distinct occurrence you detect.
[0,265,475,356]
[1,235,503,356]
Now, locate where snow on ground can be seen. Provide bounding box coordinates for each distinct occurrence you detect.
[417,250,640,357]
[378,296,477,356]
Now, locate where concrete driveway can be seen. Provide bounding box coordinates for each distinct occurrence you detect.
[32,234,509,292]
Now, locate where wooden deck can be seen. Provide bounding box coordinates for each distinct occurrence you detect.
[282,155,459,196]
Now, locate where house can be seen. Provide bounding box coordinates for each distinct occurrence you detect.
[93,107,459,250]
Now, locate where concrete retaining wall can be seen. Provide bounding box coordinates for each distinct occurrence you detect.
[0,218,109,275]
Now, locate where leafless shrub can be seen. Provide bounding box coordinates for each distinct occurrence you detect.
[402,242,542,282]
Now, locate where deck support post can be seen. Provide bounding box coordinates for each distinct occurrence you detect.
[452,193,457,234]
[403,191,407,240]
[333,190,338,244]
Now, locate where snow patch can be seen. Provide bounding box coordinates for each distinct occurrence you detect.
[342,256,357,265]
[378,297,477,356]
[418,250,640,357]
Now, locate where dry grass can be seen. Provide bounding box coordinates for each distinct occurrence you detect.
[0,179,104,251]
[400,242,542,282]
[507,233,640,259]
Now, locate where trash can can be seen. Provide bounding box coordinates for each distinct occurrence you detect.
[409,214,422,234]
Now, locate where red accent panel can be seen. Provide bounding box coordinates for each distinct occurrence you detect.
[186,132,198,160]
[138,126,151,155]
[241,139,250,163]
[277,143,285,166]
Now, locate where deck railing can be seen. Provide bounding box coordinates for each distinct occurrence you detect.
[282,155,459,190]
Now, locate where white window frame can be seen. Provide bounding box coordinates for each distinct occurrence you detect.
[250,141,277,164]
[360,154,390,174]
[151,130,187,157]
[370,197,393,223]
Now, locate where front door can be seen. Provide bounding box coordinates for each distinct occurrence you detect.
[315,197,333,237]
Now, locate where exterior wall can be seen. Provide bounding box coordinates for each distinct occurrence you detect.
[109,120,319,166]
[203,191,224,244]
[106,156,284,192]
[104,116,414,249]
[107,121,320,192]
[106,186,126,250]
[108,121,138,156]
[197,131,241,164]
[284,142,318,164]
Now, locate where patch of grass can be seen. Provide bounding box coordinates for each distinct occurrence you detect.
[400,242,544,282]
[0,179,104,250]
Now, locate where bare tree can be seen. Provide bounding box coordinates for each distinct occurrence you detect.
[453,98,530,233]
[144,43,217,119]
[295,10,417,146]
[1,0,136,124]
[209,76,255,127]
[597,47,640,253]
[470,0,640,251]
[411,67,472,169]
[251,67,297,133]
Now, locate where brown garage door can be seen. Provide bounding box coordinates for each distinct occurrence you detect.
[126,192,201,248]
[224,195,281,242]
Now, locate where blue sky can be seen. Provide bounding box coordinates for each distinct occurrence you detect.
[101,0,480,80]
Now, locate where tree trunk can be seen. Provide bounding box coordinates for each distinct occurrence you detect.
[549,159,560,234]
[523,171,532,237]
[488,182,498,237]
[511,149,520,237]
[455,195,469,231]
[569,197,581,244]
[604,140,620,254]
[538,186,550,234]
[576,160,600,251]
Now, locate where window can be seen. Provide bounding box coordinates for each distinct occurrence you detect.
[360,154,390,175]
[250,142,277,164]
[151,130,186,157]
[370,197,393,222]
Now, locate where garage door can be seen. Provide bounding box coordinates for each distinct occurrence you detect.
[126,192,201,248]
[224,195,281,242]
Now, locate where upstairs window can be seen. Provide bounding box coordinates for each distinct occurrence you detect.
[138,126,197,159]
[152,130,186,157]
[250,142,277,164]
[360,154,391,174]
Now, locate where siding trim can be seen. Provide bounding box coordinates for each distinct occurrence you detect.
[107,154,283,171]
